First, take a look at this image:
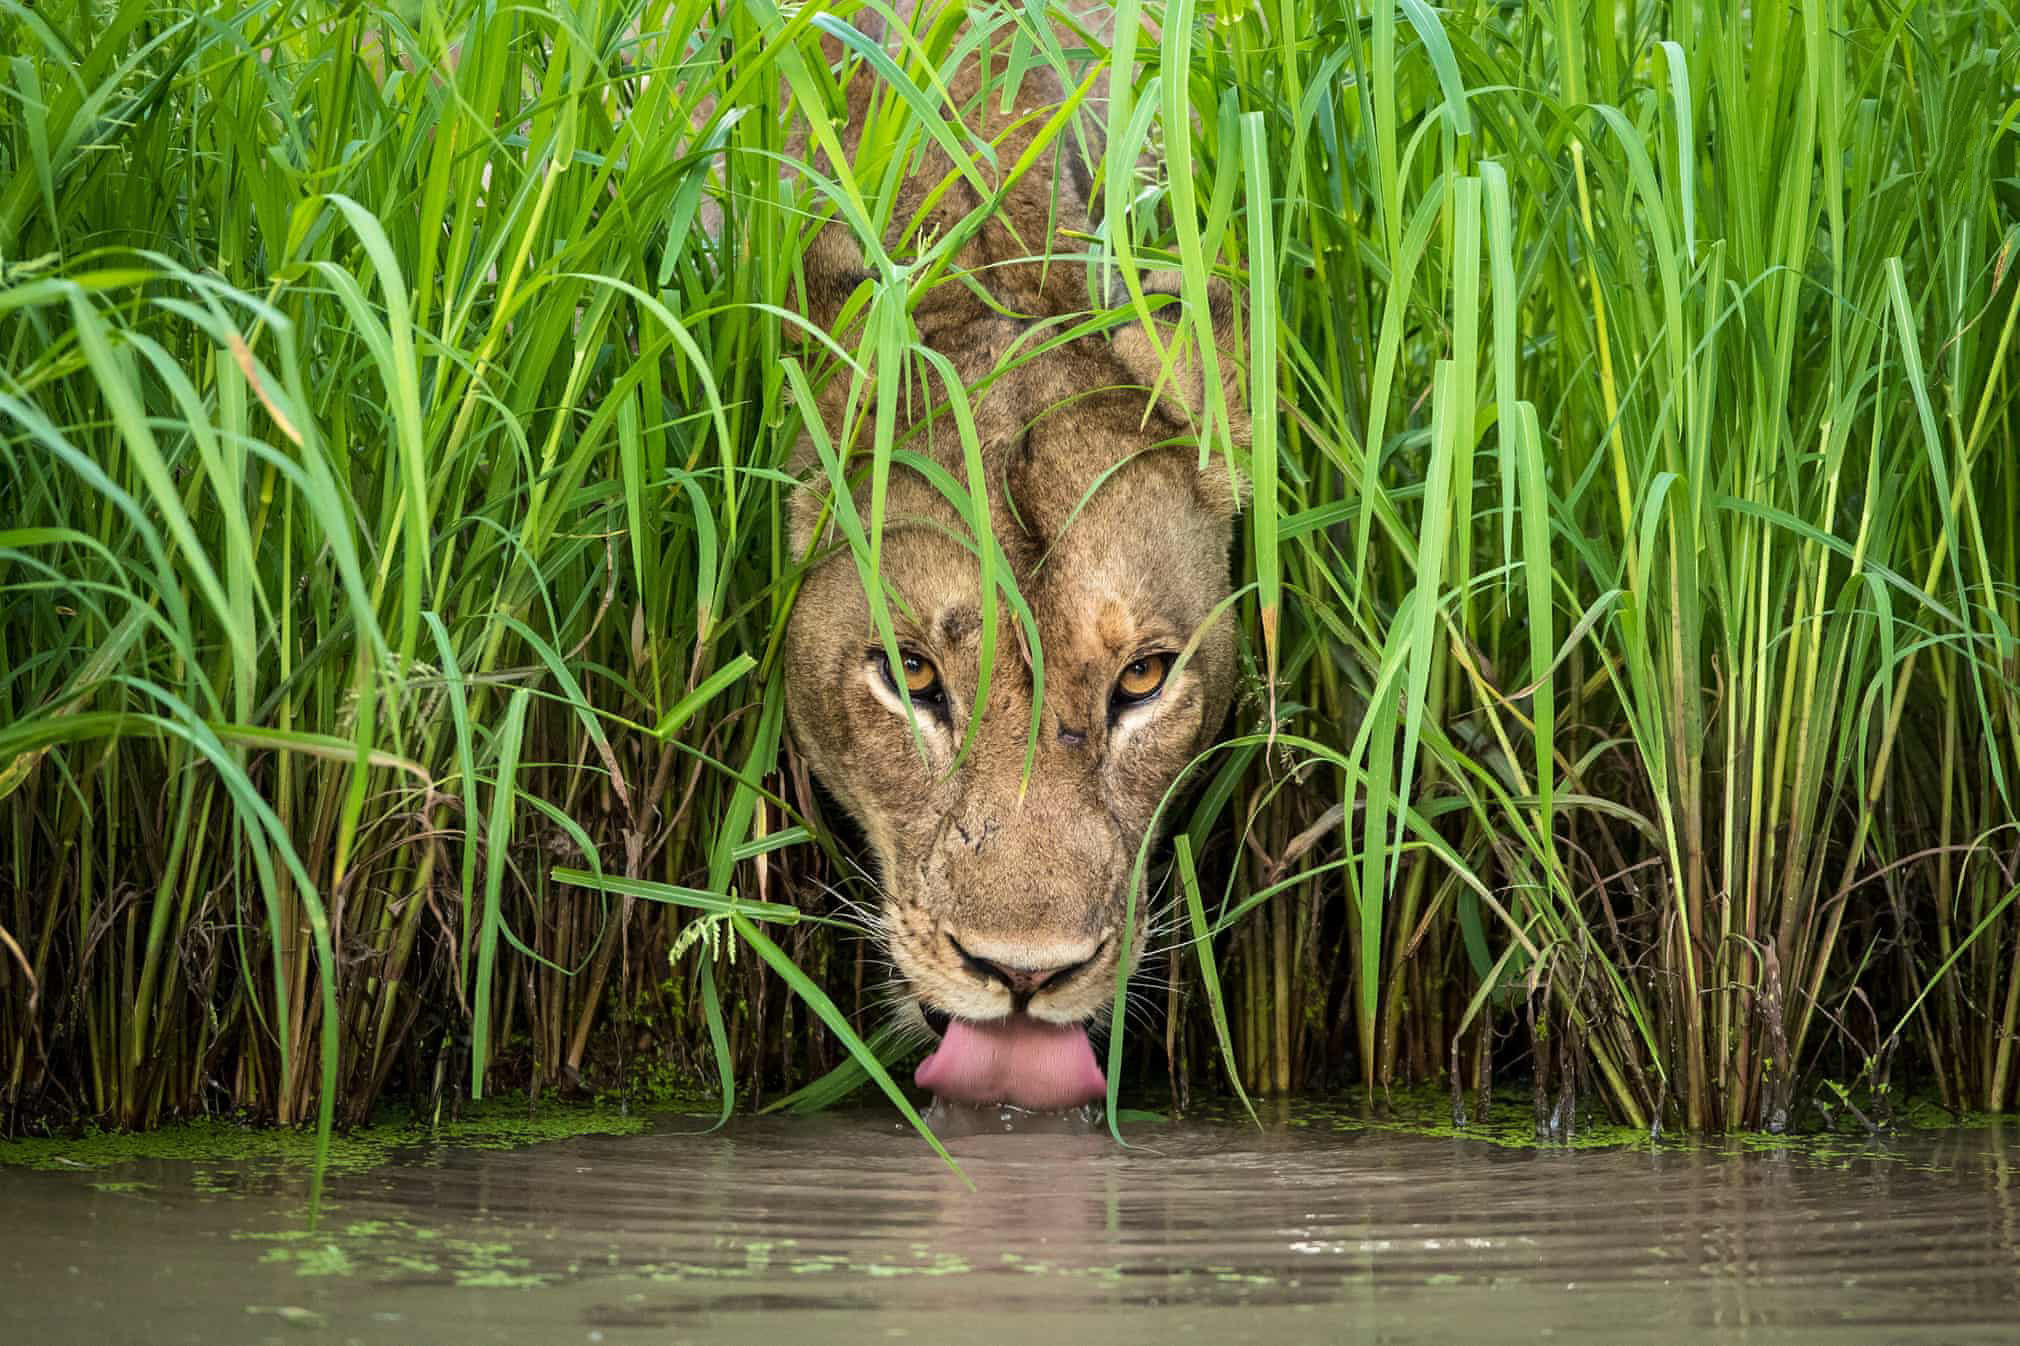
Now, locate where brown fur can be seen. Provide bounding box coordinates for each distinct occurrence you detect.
[783,4,1245,1030]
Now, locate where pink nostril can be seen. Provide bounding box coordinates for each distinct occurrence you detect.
[947,936,1102,1003]
[970,954,1067,995]
[999,964,1066,995]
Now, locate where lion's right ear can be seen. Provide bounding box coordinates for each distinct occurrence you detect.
[1107,269,1252,451]
[796,221,874,338]
[786,430,834,561]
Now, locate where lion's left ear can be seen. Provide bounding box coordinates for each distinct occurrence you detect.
[1108,271,1251,445]
[1108,270,1251,518]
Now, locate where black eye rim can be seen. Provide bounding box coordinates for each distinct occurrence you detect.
[871,646,947,707]
[1111,651,1173,709]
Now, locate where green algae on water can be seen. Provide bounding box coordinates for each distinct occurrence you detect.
[236,1218,562,1289]
[259,1243,356,1278]
[1181,1087,2018,1165]
[0,1097,647,1177]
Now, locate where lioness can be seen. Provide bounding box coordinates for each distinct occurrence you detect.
[783,7,1245,1111]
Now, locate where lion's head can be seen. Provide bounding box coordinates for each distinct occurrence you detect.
[782,13,1245,1110]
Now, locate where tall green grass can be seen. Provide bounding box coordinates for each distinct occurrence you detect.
[2,0,2016,1170]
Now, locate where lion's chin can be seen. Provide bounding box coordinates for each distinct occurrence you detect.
[914,1012,1106,1111]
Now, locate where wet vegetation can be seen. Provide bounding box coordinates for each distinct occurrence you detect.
[2,0,2018,1181]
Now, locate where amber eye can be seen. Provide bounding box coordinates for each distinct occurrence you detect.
[876,649,945,705]
[1113,653,1171,707]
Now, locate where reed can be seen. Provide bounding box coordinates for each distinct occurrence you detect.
[2,0,2015,1173]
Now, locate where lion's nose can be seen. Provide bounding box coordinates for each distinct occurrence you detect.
[948,934,1103,1006]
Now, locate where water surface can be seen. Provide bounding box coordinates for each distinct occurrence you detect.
[5,1105,2017,1344]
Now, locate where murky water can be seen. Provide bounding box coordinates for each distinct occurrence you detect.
[5,1106,2018,1345]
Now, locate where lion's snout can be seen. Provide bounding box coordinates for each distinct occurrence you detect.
[888,882,1120,1111]
[906,796,1129,1016]
[891,872,1124,1026]
[943,929,1108,1014]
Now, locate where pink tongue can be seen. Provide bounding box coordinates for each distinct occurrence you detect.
[915,1017,1106,1110]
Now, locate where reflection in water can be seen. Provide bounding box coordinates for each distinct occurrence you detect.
[3,1110,2017,1345]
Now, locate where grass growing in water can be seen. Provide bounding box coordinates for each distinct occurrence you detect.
[1,0,2016,1192]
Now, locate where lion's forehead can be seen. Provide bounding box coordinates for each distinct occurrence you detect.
[865,418,1222,654]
